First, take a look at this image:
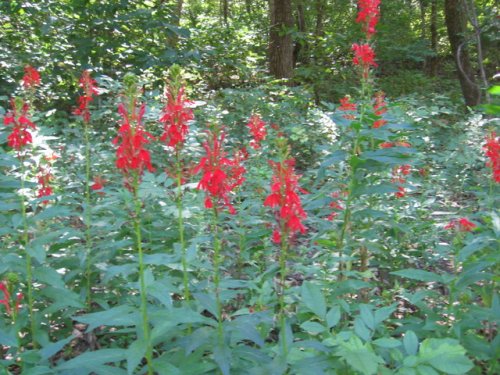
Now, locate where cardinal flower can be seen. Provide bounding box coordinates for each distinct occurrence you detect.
[483,131,500,183]
[113,101,155,190]
[74,70,99,123]
[264,158,307,243]
[444,218,477,232]
[339,96,357,120]
[352,43,377,78]
[247,114,267,149]
[3,98,36,151]
[356,0,381,38]
[160,85,194,148]
[22,65,41,89]
[0,281,22,316]
[194,130,246,214]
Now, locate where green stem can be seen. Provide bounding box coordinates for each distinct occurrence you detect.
[278,223,289,359]
[176,148,190,302]
[19,156,37,349]
[212,207,224,344]
[84,123,93,311]
[132,176,153,375]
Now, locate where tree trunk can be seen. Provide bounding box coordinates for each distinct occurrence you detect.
[221,0,229,24]
[269,0,294,80]
[315,0,324,38]
[293,0,308,66]
[245,0,252,15]
[444,0,481,106]
[426,0,439,76]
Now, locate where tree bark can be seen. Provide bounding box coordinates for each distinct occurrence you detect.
[293,0,308,66]
[444,0,481,106]
[315,0,324,38]
[426,0,439,76]
[245,0,252,15]
[269,0,294,80]
[221,0,229,24]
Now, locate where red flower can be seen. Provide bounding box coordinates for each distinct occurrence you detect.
[0,282,11,315]
[327,191,344,221]
[3,99,36,151]
[264,158,307,243]
[352,43,377,78]
[380,142,394,149]
[113,101,155,189]
[391,165,410,198]
[445,218,477,232]
[74,70,99,123]
[356,0,381,38]
[483,132,500,183]
[373,119,387,128]
[160,86,194,148]
[373,91,387,116]
[247,114,267,149]
[194,130,246,214]
[22,65,41,89]
[37,166,53,203]
[91,175,106,193]
[339,96,357,120]
[0,281,22,316]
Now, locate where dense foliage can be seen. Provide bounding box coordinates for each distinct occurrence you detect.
[0,1,499,374]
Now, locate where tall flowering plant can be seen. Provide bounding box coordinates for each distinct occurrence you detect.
[4,69,42,348]
[113,73,154,375]
[263,137,307,358]
[74,70,99,310]
[483,132,500,183]
[160,65,194,302]
[195,126,246,351]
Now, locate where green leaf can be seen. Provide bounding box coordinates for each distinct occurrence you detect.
[338,336,384,375]
[487,85,500,95]
[55,349,127,370]
[326,306,341,329]
[419,339,474,374]
[300,321,326,335]
[359,305,375,330]
[39,335,74,360]
[321,150,348,168]
[127,339,146,375]
[301,282,327,319]
[73,305,139,331]
[33,267,65,289]
[391,269,442,283]
[373,338,401,348]
[404,331,419,356]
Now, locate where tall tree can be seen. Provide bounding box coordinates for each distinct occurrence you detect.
[293,0,308,66]
[426,0,439,76]
[444,0,481,106]
[269,0,294,79]
[221,0,229,24]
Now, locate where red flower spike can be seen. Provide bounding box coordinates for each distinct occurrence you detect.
[160,86,194,148]
[339,96,357,120]
[74,70,99,123]
[352,43,377,78]
[37,166,53,204]
[113,100,155,190]
[264,158,307,243]
[373,119,387,128]
[373,91,387,116]
[356,0,381,39]
[483,132,500,183]
[326,191,344,221]
[445,218,477,232]
[91,175,106,194]
[0,282,11,315]
[247,114,267,149]
[3,99,36,151]
[22,65,41,89]
[195,130,246,214]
